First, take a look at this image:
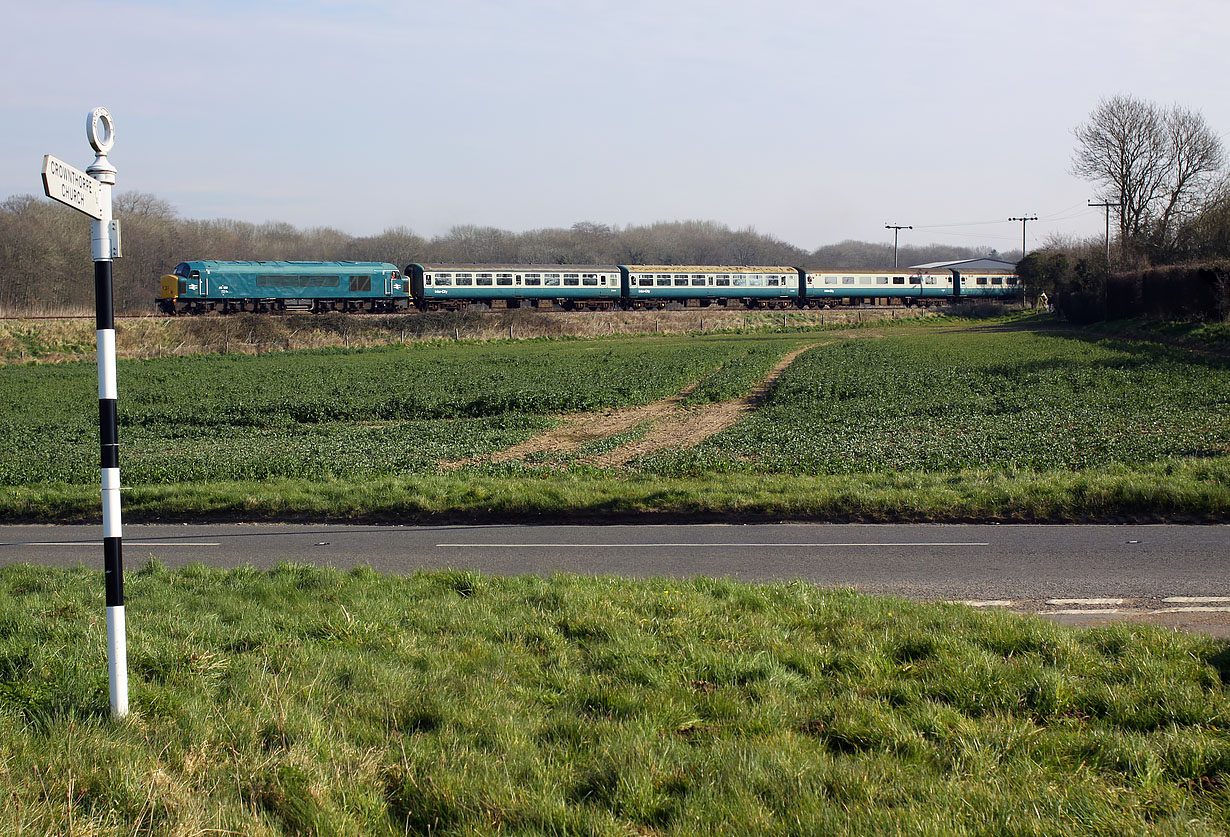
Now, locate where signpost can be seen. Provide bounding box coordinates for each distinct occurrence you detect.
[41,108,128,719]
[41,155,103,220]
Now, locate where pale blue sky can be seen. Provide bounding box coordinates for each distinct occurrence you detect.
[5,0,1229,253]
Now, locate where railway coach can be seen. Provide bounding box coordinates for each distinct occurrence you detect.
[408,263,622,310]
[157,260,408,315]
[798,267,1021,306]
[621,265,798,308]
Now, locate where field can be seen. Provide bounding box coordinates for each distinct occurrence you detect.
[4,562,1230,834]
[0,314,1226,522]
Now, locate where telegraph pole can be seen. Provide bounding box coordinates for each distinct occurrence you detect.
[885,224,912,268]
[1008,215,1037,260]
[1088,199,1120,265]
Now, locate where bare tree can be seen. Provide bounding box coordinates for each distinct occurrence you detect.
[1072,96,1225,259]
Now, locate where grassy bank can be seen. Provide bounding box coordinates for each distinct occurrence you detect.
[2,459,1228,524]
[3,564,1230,834]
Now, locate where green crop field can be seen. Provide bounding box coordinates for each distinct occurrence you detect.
[636,328,1230,475]
[0,334,804,487]
[0,317,1226,522]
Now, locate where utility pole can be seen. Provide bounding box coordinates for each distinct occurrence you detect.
[1008,215,1037,260]
[1088,199,1120,265]
[885,224,912,268]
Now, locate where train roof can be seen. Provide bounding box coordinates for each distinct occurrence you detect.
[411,263,620,272]
[623,265,796,273]
[177,260,397,270]
[800,267,953,274]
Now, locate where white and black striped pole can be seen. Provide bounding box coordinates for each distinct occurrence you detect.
[39,109,128,717]
[85,108,128,719]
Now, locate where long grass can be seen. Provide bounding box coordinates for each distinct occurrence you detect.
[2,563,1230,834]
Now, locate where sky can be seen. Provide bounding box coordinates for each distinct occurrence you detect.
[4,0,1230,254]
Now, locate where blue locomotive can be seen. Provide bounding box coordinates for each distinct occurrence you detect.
[157,261,1019,313]
[157,260,408,314]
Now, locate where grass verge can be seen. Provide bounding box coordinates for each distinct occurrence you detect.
[3,563,1230,834]
[2,457,1227,524]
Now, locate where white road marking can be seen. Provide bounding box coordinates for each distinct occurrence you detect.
[953,600,1015,607]
[1044,609,1135,615]
[435,542,991,548]
[1151,607,1230,614]
[1163,596,1230,603]
[1045,598,1124,606]
[0,541,220,547]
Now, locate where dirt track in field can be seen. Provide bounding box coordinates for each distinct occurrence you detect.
[444,342,823,470]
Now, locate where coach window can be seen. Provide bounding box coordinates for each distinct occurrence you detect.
[673,277,688,286]
[435,276,452,286]
[524,274,541,286]
[733,277,747,286]
[455,274,473,286]
[691,277,706,286]
[893,277,905,285]
[908,276,921,285]
[1007,277,1020,285]
[715,277,730,286]
[600,276,608,285]
[477,275,493,286]
[976,277,988,286]
[991,277,1003,285]
[544,275,561,286]
[925,276,936,285]
[564,275,580,286]
[655,278,670,286]
[583,275,599,286]
[876,277,889,285]
[750,277,765,286]
[497,274,513,286]
[767,277,779,286]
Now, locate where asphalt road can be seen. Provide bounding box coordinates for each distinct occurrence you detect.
[0,522,1224,589]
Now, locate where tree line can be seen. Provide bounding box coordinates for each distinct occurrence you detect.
[1018,95,1230,323]
[0,194,995,314]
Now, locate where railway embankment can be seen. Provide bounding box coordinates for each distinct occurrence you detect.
[0,306,929,364]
